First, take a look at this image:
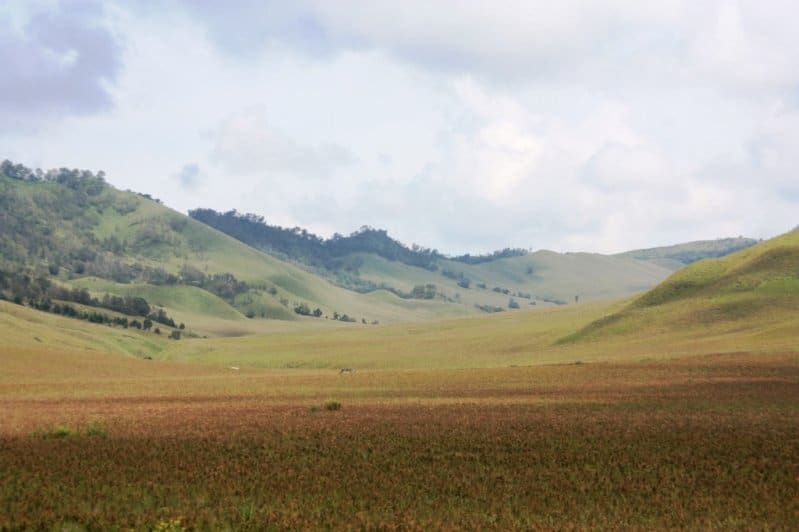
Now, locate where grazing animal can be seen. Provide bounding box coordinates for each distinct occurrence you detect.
[339,368,355,375]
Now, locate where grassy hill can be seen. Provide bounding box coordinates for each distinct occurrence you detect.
[0,164,687,334]
[616,236,758,265]
[3,167,512,331]
[190,209,764,315]
[11,227,788,372]
[0,160,770,341]
[563,229,799,343]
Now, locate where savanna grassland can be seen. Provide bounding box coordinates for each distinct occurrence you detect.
[2,167,798,530]
[2,316,798,530]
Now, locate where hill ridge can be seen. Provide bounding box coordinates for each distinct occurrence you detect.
[561,228,799,344]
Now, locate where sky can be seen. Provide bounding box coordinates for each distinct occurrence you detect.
[1,1,798,255]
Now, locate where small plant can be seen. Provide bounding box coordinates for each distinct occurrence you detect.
[324,400,341,411]
[239,501,256,521]
[34,425,75,439]
[152,518,185,532]
[85,421,107,437]
[308,405,320,413]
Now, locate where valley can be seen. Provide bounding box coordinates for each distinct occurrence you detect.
[1,164,797,530]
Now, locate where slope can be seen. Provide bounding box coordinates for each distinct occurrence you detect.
[189,209,759,314]
[616,236,759,266]
[0,168,487,332]
[564,228,799,343]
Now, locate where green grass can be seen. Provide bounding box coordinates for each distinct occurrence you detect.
[352,249,676,308]
[616,236,758,264]
[70,277,246,322]
[3,173,686,329]
[565,229,799,343]
[323,400,342,411]
[32,425,75,439]
[0,300,168,367]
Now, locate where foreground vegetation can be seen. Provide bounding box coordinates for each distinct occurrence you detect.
[1,353,797,529]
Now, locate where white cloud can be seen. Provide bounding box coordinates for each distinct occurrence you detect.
[210,108,354,179]
[174,162,203,189]
[2,0,799,255]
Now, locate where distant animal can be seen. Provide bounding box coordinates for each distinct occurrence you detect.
[229,366,240,371]
[339,368,355,375]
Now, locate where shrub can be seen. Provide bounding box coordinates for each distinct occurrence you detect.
[85,421,107,438]
[34,425,75,439]
[324,401,341,411]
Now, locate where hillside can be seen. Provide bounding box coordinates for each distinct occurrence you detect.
[564,228,799,343]
[0,161,687,335]
[189,208,686,305]
[0,164,474,333]
[1,160,768,339]
[616,237,759,266]
[190,208,766,309]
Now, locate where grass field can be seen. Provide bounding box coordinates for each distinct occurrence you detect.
[1,350,797,530]
[2,228,799,529]
[2,292,799,529]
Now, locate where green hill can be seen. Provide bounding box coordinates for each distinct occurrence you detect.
[0,159,767,339]
[616,237,759,265]
[563,229,799,343]
[189,208,687,307]
[0,161,687,335]
[190,208,765,313]
[0,165,469,332]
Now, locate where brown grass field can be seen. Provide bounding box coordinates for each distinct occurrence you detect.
[2,348,798,530]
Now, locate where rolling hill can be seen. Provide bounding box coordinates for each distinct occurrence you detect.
[615,236,759,268]
[0,162,687,335]
[563,228,799,344]
[0,166,470,334]
[1,225,795,371]
[0,159,768,340]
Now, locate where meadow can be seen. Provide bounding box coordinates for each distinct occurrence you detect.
[1,297,798,529]
[1,353,797,530]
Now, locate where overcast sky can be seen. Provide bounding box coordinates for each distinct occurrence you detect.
[1,1,797,254]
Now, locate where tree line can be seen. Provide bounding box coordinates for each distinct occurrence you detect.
[189,209,442,272]
[189,209,530,273]
[0,268,184,332]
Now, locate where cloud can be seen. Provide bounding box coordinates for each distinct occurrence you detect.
[171,1,799,95]
[0,0,121,121]
[174,0,336,59]
[174,163,203,189]
[3,1,799,255]
[210,108,355,179]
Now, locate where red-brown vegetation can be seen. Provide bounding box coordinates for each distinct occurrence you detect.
[1,353,798,529]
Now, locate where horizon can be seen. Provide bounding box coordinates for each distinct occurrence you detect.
[2,1,798,254]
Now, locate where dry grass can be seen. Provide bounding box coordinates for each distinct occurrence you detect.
[1,352,797,530]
